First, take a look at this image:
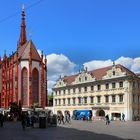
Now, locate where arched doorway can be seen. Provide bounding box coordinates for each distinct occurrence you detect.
[21,67,28,106]
[96,109,105,117]
[32,68,39,104]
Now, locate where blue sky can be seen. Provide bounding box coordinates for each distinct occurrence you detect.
[0,0,140,64]
[1,0,140,91]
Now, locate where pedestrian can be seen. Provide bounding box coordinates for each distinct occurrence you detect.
[60,113,65,124]
[57,115,61,124]
[21,112,27,130]
[0,112,4,127]
[105,114,110,125]
[65,112,71,124]
[89,113,92,121]
[122,113,125,122]
[67,112,71,123]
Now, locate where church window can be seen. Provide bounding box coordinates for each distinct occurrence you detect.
[32,68,39,104]
[21,67,28,106]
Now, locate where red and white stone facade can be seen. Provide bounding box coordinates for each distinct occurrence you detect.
[0,7,48,108]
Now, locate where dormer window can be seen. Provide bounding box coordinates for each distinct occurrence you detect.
[85,77,87,81]
[113,71,115,76]
[79,77,81,82]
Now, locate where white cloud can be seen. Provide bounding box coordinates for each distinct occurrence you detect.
[47,53,76,93]
[84,59,113,71]
[84,56,140,74]
[37,50,76,93]
[115,56,134,69]
[131,57,140,73]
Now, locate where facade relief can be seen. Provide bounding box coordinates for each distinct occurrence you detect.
[54,78,66,88]
[73,71,95,85]
[103,67,126,80]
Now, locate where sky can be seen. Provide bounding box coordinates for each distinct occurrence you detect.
[0,0,140,92]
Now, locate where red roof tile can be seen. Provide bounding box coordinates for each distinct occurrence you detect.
[61,64,137,85]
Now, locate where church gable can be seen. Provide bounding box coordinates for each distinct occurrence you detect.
[20,40,42,61]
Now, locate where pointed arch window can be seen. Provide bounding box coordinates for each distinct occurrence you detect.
[32,68,39,104]
[21,67,28,106]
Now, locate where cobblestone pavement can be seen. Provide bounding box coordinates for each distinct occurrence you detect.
[0,120,139,140]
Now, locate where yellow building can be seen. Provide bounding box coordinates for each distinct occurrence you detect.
[52,64,140,121]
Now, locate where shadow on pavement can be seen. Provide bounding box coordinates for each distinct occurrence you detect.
[0,122,135,140]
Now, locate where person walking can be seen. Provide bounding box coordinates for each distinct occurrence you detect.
[21,112,27,130]
[60,113,65,124]
[0,112,4,127]
[122,113,125,122]
[65,112,71,124]
[105,114,110,125]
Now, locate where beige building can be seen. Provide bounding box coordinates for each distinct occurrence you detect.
[52,64,140,121]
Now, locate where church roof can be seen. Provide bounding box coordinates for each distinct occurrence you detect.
[19,40,42,61]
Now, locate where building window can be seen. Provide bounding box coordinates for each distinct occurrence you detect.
[91,85,94,91]
[106,83,109,89]
[68,98,70,105]
[59,99,61,105]
[63,98,65,105]
[56,91,58,95]
[90,96,94,103]
[78,87,81,93]
[59,90,61,95]
[138,95,140,103]
[63,90,65,95]
[84,97,87,104]
[73,88,75,93]
[138,82,140,89]
[22,67,28,106]
[119,81,123,88]
[97,85,101,90]
[55,99,57,106]
[79,77,81,82]
[112,82,116,88]
[73,98,76,105]
[84,86,87,92]
[112,95,116,103]
[133,81,135,88]
[68,89,70,94]
[97,96,101,103]
[113,71,115,76]
[133,94,135,103]
[105,95,109,103]
[78,97,81,104]
[119,94,123,102]
[85,77,87,81]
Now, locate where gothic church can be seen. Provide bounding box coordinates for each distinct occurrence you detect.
[0,7,48,108]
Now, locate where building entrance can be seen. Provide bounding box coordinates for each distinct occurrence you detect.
[111,113,121,120]
[96,109,105,117]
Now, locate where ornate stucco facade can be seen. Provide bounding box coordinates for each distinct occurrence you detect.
[53,64,140,120]
[0,7,48,109]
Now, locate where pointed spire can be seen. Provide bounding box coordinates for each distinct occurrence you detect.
[18,4,27,48]
[3,50,7,60]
